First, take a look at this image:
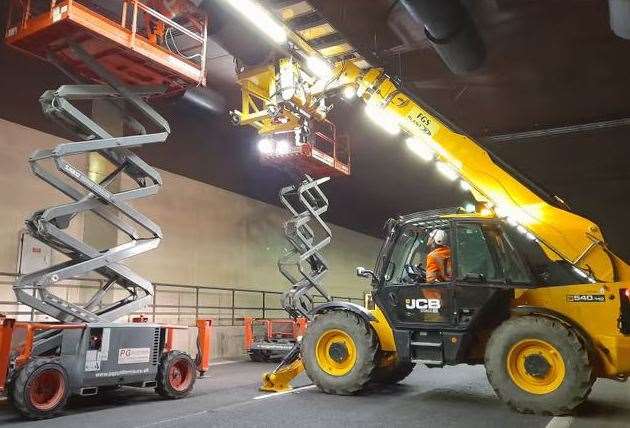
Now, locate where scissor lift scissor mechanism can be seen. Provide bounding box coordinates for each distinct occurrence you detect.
[5,0,208,327]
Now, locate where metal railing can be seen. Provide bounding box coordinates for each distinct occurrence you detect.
[0,272,363,326]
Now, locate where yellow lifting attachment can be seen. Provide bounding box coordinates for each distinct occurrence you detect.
[259,351,305,393]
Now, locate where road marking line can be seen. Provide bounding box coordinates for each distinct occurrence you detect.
[209,360,240,366]
[546,416,574,428]
[253,384,316,400]
[134,410,209,428]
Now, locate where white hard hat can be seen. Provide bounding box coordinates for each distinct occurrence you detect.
[429,229,448,246]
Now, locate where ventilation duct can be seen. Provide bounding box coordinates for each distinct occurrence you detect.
[609,0,630,39]
[395,0,486,74]
[200,0,276,67]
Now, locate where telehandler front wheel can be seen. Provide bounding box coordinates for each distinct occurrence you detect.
[301,310,378,395]
[485,316,594,415]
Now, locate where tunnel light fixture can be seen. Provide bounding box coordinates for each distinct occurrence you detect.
[464,203,476,213]
[506,216,519,227]
[365,104,401,135]
[306,56,333,80]
[257,138,274,155]
[516,225,528,235]
[343,85,357,100]
[405,137,434,161]
[436,161,458,181]
[494,203,532,225]
[275,139,291,155]
[222,0,287,44]
[459,180,471,192]
[512,222,537,241]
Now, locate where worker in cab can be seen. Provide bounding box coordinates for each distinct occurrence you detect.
[425,229,452,283]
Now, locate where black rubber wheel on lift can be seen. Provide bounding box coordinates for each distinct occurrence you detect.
[301,310,378,395]
[10,358,69,420]
[485,316,594,415]
[371,360,416,384]
[5,369,18,408]
[249,349,271,362]
[156,351,196,399]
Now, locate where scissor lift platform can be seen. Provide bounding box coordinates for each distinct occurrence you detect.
[5,0,207,94]
[259,121,351,177]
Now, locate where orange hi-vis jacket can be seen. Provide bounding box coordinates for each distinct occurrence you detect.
[426,246,452,283]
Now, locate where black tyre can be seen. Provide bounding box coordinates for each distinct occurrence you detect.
[5,369,18,408]
[249,349,271,362]
[485,316,594,415]
[371,360,416,384]
[301,310,378,395]
[156,351,196,399]
[11,358,69,419]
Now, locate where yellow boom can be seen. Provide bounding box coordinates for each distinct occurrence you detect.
[233,57,627,284]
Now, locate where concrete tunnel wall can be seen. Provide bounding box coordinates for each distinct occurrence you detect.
[0,118,382,358]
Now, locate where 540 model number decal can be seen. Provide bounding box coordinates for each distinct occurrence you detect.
[567,294,606,303]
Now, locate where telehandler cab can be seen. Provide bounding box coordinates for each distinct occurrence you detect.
[299,208,630,415]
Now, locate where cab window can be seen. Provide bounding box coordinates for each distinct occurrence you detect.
[456,223,530,285]
[382,224,444,286]
[456,223,498,281]
[383,226,419,284]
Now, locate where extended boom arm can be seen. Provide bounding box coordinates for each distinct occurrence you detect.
[234,55,626,283]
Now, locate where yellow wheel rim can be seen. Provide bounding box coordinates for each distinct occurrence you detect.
[315,329,357,376]
[507,339,566,395]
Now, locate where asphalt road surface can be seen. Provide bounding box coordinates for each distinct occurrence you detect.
[0,361,628,427]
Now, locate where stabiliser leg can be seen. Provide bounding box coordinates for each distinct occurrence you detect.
[13,44,169,339]
[260,344,304,392]
[260,174,331,392]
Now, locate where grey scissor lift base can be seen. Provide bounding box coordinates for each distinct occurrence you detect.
[54,323,169,395]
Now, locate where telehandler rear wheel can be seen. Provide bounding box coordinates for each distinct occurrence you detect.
[302,310,378,395]
[485,316,594,415]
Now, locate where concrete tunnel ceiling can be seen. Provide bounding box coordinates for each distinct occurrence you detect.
[0,0,629,261]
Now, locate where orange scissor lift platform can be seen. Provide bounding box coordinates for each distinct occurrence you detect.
[5,0,208,94]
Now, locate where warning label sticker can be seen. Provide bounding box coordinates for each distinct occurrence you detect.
[118,348,151,365]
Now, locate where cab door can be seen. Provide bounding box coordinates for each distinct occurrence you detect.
[450,221,531,331]
[372,223,455,330]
